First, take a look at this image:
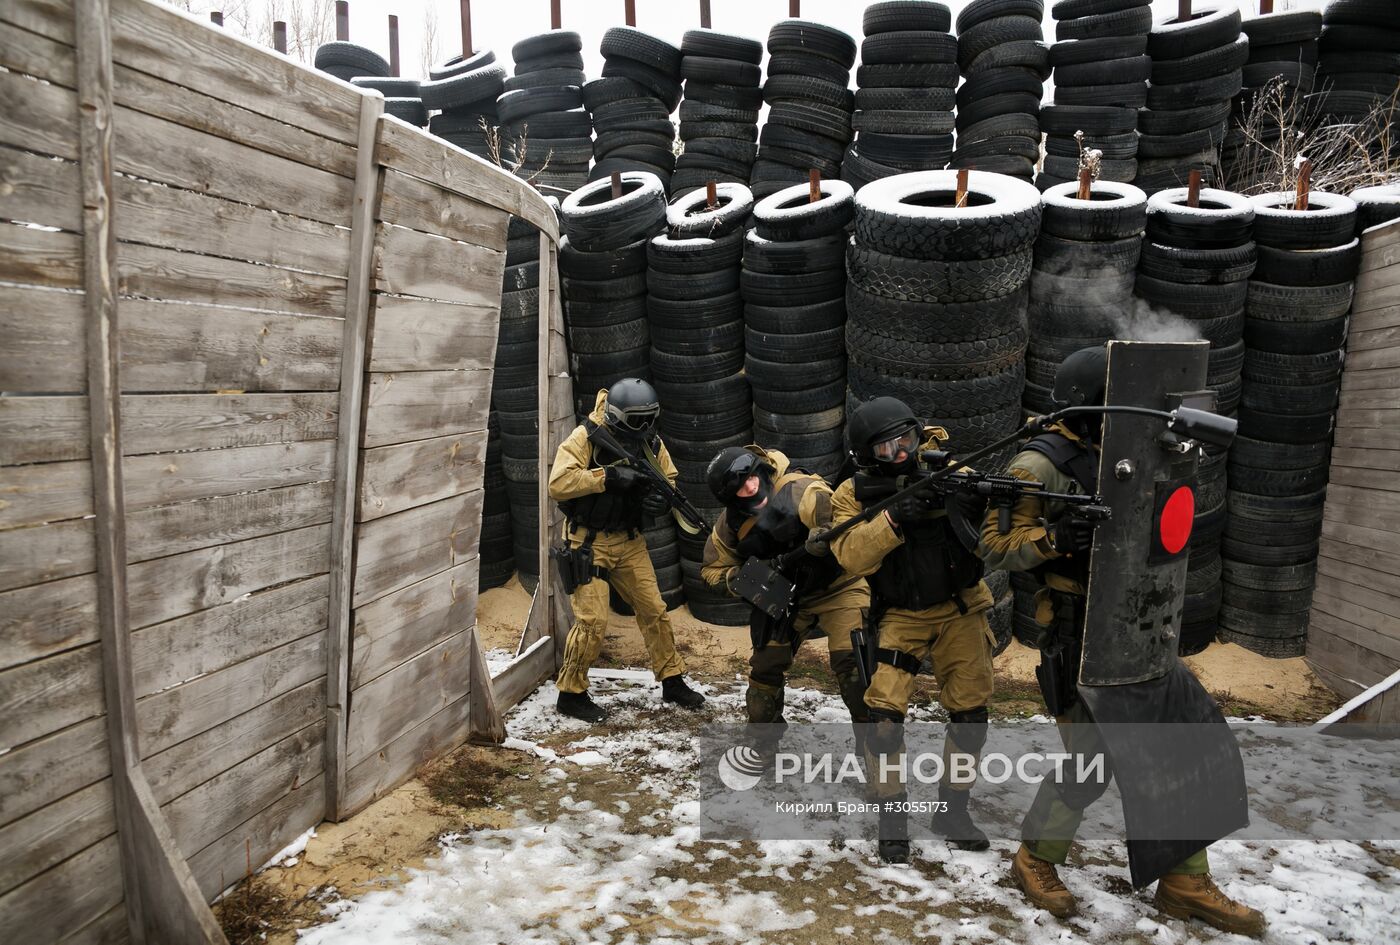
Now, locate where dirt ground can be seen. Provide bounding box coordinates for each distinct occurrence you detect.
[220,578,1344,943]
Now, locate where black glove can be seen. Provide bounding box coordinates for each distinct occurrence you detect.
[606,465,647,490]
[889,491,932,526]
[641,489,670,516]
[805,525,833,557]
[1052,514,1097,554]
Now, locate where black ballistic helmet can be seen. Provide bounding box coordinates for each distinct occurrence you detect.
[604,378,660,438]
[847,397,920,469]
[706,446,775,515]
[1052,345,1108,408]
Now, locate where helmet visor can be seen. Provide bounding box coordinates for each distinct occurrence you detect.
[720,451,762,496]
[872,426,919,463]
[611,403,659,433]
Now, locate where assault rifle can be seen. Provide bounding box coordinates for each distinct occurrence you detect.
[587,422,706,534]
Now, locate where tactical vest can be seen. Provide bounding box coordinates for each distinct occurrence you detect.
[559,421,653,534]
[1022,431,1098,587]
[732,478,844,596]
[868,515,984,611]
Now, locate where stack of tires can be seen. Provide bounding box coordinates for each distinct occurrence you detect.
[353,76,428,127]
[590,28,683,192]
[1220,190,1359,659]
[423,54,506,159]
[1137,187,1256,651]
[498,33,591,193]
[1038,0,1151,190]
[846,171,1035,463]
[558,173,668,419]
[495,205,557,592]
[844,1,956,189]
[1135,2,1245,196]
[1222,10,1321,189]
[743,181,855,479]
[1316,0,1400,125]
[950,0,1047,184]
[647,186,755,626]
[751,20,857,200]
[1024,181,1147,414]
[314,41,389,82]
[673,30,765,198]
[479,413,516,591]
[1352,183,1400,232]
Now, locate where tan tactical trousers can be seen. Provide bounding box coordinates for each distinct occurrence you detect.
[556,528,685,693]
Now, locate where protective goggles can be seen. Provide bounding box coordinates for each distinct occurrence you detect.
[719,452,765,495]
[609,403,659,432]
[871,425,919,462]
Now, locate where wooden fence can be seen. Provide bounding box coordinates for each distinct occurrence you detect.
[0,0,571,941]
[1308,218,1400,706]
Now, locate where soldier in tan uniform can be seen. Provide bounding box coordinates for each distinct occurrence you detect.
[547,378,705,723]
[700,445,871,725]
[829,397,997,863]
[982,347,1265,936]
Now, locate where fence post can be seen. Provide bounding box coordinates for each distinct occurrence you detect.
[324,92,386,821]
[388,14,400,75]
[700,0,711,28]
[209,10,222,25]
[460,0,473,54]
[273,19,287,53]
[336,0,349,40]
[75,1,229,941]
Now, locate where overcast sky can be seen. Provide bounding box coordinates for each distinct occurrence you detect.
[185,0,1327,82]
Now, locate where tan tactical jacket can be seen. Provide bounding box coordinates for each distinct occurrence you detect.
[547,388,679,503]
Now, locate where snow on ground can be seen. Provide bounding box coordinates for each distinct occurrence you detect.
[299,675,1400,945]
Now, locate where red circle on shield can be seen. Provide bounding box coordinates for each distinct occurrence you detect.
[1159,486,1195,554]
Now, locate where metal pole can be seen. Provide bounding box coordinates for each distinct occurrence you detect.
[336,0,350,41]
[1187,169,1202,207]
[790,0,800,17]
[700,0,711,28]
[388,14,400,76]
[273,19,288,53]
[625,0,636,27]
[551,0,562,29]
[460,0,473,54]
[1177,0,1191,21]
[209,10,222,25]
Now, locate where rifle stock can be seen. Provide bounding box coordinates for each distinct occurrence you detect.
[588,423,706,533]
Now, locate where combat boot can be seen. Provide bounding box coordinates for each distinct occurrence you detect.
[557,690,607,723]
[745,683,785,723]
[877,797,910,864]
[1011,844,1077,918]
[932,785,989,852]
[661,674,705,709]
[1154,873,1266,937]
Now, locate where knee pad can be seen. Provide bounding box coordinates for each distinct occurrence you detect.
[948,706,990,756]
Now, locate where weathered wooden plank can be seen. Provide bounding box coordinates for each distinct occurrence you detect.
[119,241,347,318]
[1351,277,1400,316]
[1332,425,1400,451]
[0,717,108,827]
[352,491,484,607]
[60,901,130,945]
[132,576,329,699]
[0,218,83,289]
[1312,580,1400,632]
[1334,407,1400,429]
[0,285,85,392]
[374,117,560,240]
[0,834,123,942]
[165,723,323,861]
[0,143,82,231]
[184,771,324,901]
[0,778,113,898]
[3,0,362,146]
[1307,616,1392,693]
[341,691,470,816]
[350,559,478,690]
[145,679,323,807]
[373,223,506,306]
[358,430,487,521]
[1323,499,1400,538]
[0,457,92,530]
[1354,258,1400,297]
[1336,389,1400,412]
[1327,446,1398,471]
[1358,222,1400,271]
[0,518,92,593]
[1345,324,1400,352]
[1320,518,1400,559]
[365,294,500,373]
[1317,553,1400,598]
[361,370,492,448]
[0,642,103,751]
[1308,601,1400,665]
[0,393,337,465]
[127,523,330,631]
[377,171,509,251]
[121,299,343,393]
[1327,464,1400,494]
[0,572,97,672]
[1348,303,1400,333]
[1324,483,1400,515]
[466,626,504,743]
[491,636,554,714]
[1340,365,1400,392]
[0,64,80,162]
[137,631,325,758]
[344,627,471,766]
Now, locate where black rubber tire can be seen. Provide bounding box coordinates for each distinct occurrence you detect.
[1040,181,1148,240]
[847,360,1025,414]
[751,180,855,241]
[1048,35,1148,66]
[664,183,754,238]
[647,229,744,275]
[560,173,668,251]
[767,19,858,67]
[751,378,847,413]
[1149,35,1250,85]
[1056,6,1152,41]
[764,76,856,111]
[958,17,1045,68]
[1134,274,1248,316]
[765,52,853,87]
[681,28,764,63]
[315,41,391,76]
[1038,104,1138,135]
[742,231,846,274]
[1138,240,1256,284]
[862,30,959,65]
[753,403,846,434]
[559,236,648,280]
[853,169,1042,261]
[847,321,1027,380]
[744,297,847,334]
[1242,10,1322,45]
[602,26,682,75]
[497,86,584,124]
[865,0,956,34]
[1148,3,1243,61]
[1135,123,1229,159]
[745,354,847,391]
[600,60,682,112]
[1136,100,1232,135]
[953,91,1044,130]
[740,267,846,305]
[1252,239,1362,286]
[745,326,845,363]
[1053,54,1151,86]
[957,0,1044,33]
[680,55,762,85]
[1144,69,1243,111]
[502,68,587,93]
[1235,403,1334,445]
[848,242,1034,304]
[1245,191,1358,252]
[1146,186,1255,233]
[419,65,507,110]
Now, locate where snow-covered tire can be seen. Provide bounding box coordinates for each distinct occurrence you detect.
[847,242,1034,304]
[560,172,668,251]
[1148,2,1242,60]
[1248,191,1358,250]
[853,170,1042,261]
[752,180,855,241]
[665,183,754,238]
[1039,181,1147,240]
